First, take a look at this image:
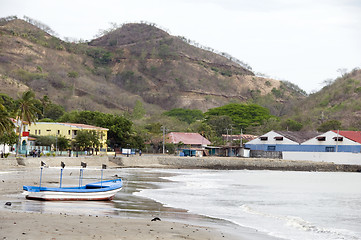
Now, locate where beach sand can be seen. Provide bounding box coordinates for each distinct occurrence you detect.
[1,211,235,240]
[0,166,252,240]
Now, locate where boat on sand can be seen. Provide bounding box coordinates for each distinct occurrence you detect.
[23,179,122,201]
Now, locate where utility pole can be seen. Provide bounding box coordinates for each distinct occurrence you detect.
[240,129,243,147]
[161,126,166,154]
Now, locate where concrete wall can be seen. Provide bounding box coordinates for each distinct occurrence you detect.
[282,151,361,165]
[109,155,361,172]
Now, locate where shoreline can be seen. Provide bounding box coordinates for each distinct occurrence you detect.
[1,154,361,172]
[0,166,277,240]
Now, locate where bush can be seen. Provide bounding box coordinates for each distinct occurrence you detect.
[52,152,56,157]
[46,152,51,157]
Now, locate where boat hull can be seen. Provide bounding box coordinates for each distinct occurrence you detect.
[23,179,122,201]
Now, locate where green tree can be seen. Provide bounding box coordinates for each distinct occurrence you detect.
[132,100,146,119]
[0,131,17,154]
[206,115,233,137]
[281,119,303,131]
[0,104,14,134]
[40,95,51,117]
[163,108,204,124]
[44,103,65,120]
[0,93,17,115]
[317,120,342,132]
[205,103,273,130]
[67,71,79,78]
[15,90,41,156]
[74,130,100,153]
[35,135,55,146]
[57,135,70,152]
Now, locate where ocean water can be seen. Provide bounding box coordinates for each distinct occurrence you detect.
[134,169,361,240]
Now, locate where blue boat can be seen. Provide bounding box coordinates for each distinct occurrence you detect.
[23,179,122,201]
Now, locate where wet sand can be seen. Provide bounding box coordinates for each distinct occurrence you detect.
[0,165,276,240]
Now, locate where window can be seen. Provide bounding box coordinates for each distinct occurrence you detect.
[267,146,276,151]
[274,136,283,141]
[333,137,343,141]
[68,130,71,135]
[47,129,51,132]
[260,136,268,141]
[57,130,60,135]
[39,130,41,134]
[316,136,326,141]
[325,147,335,152]
[35,130,37,135]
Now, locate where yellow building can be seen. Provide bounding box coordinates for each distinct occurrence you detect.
[28,122,108,152]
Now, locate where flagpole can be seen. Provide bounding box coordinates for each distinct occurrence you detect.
[39,167,43,189]
[60,161,65,188]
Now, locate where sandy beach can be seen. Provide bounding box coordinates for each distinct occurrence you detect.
[1,211,236,240]
[0,160,256,240]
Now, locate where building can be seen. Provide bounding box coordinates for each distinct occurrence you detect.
[28,122,109,152]
[166,132,211,147]
[12,118,30,155]
[245,130,320,152]
[166,132,211,157]
[301,130,361,153]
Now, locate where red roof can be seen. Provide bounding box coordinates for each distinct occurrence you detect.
[166,132,211,145]
[332,130,361,144]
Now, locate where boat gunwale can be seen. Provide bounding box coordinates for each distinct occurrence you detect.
[23,179,122,193]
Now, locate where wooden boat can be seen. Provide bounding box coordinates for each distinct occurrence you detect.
[23,179,122,201]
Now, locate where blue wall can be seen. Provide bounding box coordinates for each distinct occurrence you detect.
[244,144,361,153]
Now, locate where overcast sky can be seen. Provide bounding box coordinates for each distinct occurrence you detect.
[1,0,360,93]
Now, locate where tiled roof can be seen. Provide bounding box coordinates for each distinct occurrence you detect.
[274,131,320,144]
[332,130,361,144]
[222,134,258,141]
[61,123,108,131]
[166,132,211,145]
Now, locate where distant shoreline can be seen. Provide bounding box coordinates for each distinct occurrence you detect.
[1,154,360,172]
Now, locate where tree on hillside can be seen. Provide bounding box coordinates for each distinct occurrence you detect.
[281,119,303,131]
[163,108,204,124]
[317,120,342,132]
[131,100,146,119]
[15,90,40,156]
[206,115,233,137]
[44,103,65,120]
[205,103,273,131]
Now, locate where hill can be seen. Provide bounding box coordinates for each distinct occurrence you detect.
[286,68,361,130]
[0,17,304,115]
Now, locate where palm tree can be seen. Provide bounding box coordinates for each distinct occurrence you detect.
[0,99,13,134]
[40,95,50,117]
[15,90,40,157]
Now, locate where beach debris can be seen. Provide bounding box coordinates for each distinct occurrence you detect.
[151,217,161,222]
[5,202,12,206]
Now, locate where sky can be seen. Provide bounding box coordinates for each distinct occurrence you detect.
[1,0,360,93]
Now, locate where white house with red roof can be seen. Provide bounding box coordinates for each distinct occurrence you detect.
[301,130,361,153]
